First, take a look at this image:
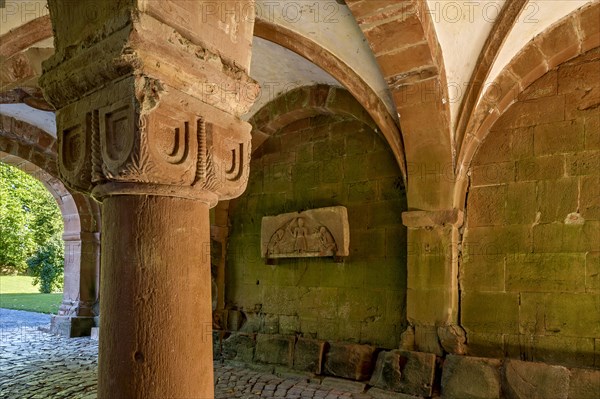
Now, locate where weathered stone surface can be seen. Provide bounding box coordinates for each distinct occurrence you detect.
[568,368,600,399]
[254,334,294,366]
[369,350,436,397]
[293,338,327,374]
[396,351,437,397]
[503,359,569,399]
[261,206,350,259]
[323,343,378,381]
[369,350,403,391]
[401,209,464,228]
[441,355,501,399]
[438,325,467,355]
[222,333,256,363]
[367,388,422,399]
[320,377,366,393]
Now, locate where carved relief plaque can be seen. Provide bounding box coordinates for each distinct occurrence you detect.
[261,207,350,260]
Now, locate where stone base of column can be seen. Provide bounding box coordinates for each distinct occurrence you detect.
[49,315,95,337]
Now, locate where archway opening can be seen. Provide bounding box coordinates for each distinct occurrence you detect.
[0,160,64,316]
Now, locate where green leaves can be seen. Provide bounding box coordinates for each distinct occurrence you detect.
[0,162,64,290]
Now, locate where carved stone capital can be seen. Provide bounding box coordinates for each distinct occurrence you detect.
[56,76,252,206]
[40,2,258,115]
[39,1,258,206]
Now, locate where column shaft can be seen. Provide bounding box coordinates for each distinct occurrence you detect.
[99,195,213,399]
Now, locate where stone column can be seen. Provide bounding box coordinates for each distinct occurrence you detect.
[39,1,258,398]
[402,209,467,355]
[51,231,98,337]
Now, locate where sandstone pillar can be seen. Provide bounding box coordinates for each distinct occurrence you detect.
[39,1,258,398]
[51,230,99,337]
[402,209,466,355]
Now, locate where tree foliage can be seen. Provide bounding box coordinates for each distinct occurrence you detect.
[0,162,64,292]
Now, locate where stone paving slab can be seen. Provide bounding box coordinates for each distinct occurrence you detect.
[0,326,384,399]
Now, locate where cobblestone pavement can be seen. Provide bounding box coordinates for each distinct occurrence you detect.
[0,324,383,399]
[0,308,51,329]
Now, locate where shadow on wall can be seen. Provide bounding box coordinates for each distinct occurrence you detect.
[225,112,408,350]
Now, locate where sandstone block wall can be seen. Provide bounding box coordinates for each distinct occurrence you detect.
[462,48,600,368]
[226,114,407,349]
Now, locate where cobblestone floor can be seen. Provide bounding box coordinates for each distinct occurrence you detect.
[0,323,384,399]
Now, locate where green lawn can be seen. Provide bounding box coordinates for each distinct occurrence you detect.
[0,275,62,314]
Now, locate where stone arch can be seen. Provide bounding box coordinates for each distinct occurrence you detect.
[249,85,377,153]
[345,0,453,208]
[0,115,101,336]
[455,2,600,207]
[458,45,600,367]
[254,18,406,183]
[213,85,386,318]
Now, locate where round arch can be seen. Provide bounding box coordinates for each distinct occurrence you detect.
[455,2,600,208]
[0,115,101,336]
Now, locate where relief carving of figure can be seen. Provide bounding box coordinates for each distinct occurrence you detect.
[318,226,337,256]
[288,217,308,253]
[266,216,339,258]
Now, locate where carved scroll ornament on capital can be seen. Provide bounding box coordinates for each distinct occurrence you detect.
[57,83,252,202]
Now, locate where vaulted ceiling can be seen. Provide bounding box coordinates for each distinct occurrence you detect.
[1,0,597,175]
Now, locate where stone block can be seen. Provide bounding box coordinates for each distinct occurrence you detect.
[348,180,377,203]
[460,254,504,292]
[293,338,327,374]
[569,368,600,399]
[584,114,599,150]
[463,225,533,255]
[475,128,512,165]
[587,252,600,292]
[472,162,515,186]
[254,334,294,366]
[523,335,596,368]
[468,185,507,227]
[320,377,367,393]
[558,58,600,94]
[505,253,586,293]
[494,96,565,130]
[505,181,537,224]
[50,316,94,338]
[533,222,600,253]
[367,387,421,399]
[544,293,600,337]
[369,350,403,391]
[441,355,501,399]
[516,155,564,181]
[279,315,300,335]
[580,176,600,220]
[466,333,505,358]
[461,292,520,334]
[407,289,453,331]
[369,200,404,227]
[518,70,558,101]
[567,150,600,176]
[323,343,378,381]
[222,333,256,363]
[534,119,584,156]
[536,177,579,223]
[369,350,436,397]
[502,360,569,399]
[368,150,400,179]
[261,314,279,334]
